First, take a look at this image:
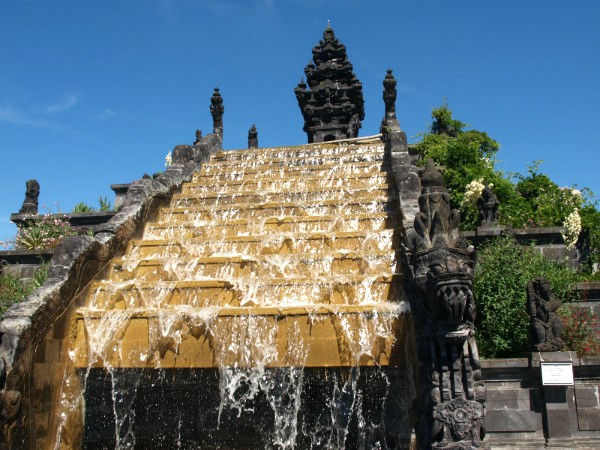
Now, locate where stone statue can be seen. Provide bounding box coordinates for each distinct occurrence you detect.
[248,124,258,149]
[193,129,203,145]
[527,277,564,352]
[404,159,488,449]
[477,186,499,226]
[210,88,224,139]
[18,179,40,215]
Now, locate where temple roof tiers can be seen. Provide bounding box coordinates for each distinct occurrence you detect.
[294,24,365,143]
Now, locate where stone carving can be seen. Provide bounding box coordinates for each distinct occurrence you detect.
[477,186,499,226]
[404,159,488,449]
[193,129,203,145]
[383,69,397,120]
[294,24,365,143]
[248,124,258,149]
[210,88,224,139]
[19,179,40,215]
[527,277,564,352]
[0,358,21,445]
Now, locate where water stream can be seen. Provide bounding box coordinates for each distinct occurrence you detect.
[47,140,414,449]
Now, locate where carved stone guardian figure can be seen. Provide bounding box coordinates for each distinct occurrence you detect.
[210,88,224,139]
[477,186,499,226]
[248,124,258,149]
[404,159,488,449]
[18,179,40,215]
[527,277,564,352]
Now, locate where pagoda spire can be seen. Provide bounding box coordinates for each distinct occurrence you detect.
[294,25,365,143]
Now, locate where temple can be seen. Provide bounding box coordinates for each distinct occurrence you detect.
[294,23,365,143]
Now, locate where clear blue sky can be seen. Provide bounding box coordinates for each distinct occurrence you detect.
[1,1,599,243]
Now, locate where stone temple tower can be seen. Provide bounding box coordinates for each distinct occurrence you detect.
[294,23,365,143]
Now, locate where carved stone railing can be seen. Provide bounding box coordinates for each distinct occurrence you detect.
[0,134,222,448]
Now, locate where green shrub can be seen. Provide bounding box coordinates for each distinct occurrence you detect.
[474,236,579,358]
[16,215,76,250]
[98,196,112,211]
[0,261,49,315]
[72,202,94,213]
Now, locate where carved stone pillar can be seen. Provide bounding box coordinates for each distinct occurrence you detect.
[403,159,488,449]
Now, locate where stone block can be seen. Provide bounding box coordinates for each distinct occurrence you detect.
[578,407,600,431]
[485,409,541,432]
[575,386,600,408]
[487,388,533,410]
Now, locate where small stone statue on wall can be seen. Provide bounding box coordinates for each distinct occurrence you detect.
[527,277,564,352]
[248,124,258,149]
[193,129,203,145]
[477,185,499,226]
[18,179,40,215]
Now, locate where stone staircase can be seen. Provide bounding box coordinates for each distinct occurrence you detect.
[71,139,408,370]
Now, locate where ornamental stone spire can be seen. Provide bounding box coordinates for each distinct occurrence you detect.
[294,24,365,143]
[210,88,224,140]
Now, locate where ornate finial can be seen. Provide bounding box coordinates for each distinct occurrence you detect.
[421,159,444,190]
[19,179,40,215]
[383,69,397,120]
[248,124,258,149]
[210,88,224,139]
[327,19,331,29]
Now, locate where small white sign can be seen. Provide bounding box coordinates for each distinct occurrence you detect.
[541,362,574,386]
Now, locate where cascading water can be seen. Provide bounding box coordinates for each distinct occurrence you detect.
[45,139,415,449]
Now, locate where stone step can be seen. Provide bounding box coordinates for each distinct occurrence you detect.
[211,141,384,162]
[182,172,391,194]
[200,152,385,171]
[191,161,390,183]
[71,301,410,368]
[126,229,397,258]
[144,213,397,239]
[157,196,395,222]
[172,186,395,207]
[108,251,397,281]
[87,274,403,310]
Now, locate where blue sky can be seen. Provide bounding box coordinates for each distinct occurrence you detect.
[1,1,599,243]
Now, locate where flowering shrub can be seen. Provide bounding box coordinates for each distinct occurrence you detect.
[562,209,582,250]
[461,178,486,208]
[165,151,172,168]
[16,215,76,250]
[558,304,600,357]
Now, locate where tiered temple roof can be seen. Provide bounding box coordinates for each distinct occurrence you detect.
[294,24,365,143]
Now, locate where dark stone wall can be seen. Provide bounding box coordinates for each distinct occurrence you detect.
[482,354,600,449]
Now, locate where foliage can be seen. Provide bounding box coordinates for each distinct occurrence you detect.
[558,304,600,357]
[98,196,112,211]
[72,202,94,213]
[474,236,579,358]
[416,104,600,270]
[0,261,49,316]
[16,215,76,250]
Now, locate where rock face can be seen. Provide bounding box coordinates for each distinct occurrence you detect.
[403,159,488,449]
[294,24,365,143]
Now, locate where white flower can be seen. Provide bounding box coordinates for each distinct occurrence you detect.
[462,178,485,207]
[165,151,172,168]
[562,209,582,250]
